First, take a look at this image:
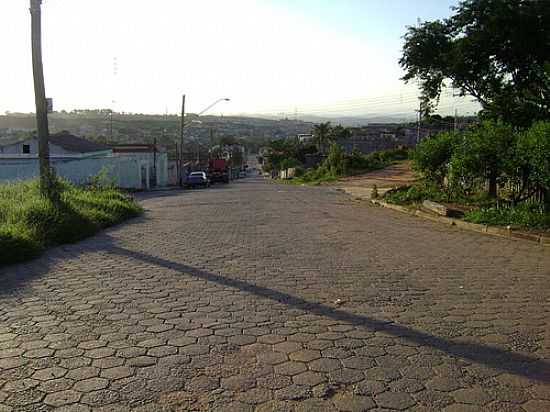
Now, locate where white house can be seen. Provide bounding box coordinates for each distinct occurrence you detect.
[0,133,163,189]
[0,132,112,158]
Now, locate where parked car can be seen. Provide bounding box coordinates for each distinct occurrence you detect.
[239,171,246,178]
[185,171,209,189]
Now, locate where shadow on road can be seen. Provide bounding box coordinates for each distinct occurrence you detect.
[105,243,550,384]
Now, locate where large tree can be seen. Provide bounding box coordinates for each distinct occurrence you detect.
[400,0,550,127]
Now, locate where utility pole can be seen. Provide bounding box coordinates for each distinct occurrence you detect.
[416,102,421,144]
[30,0,52,199]
[153,136,157,188]
[454,108,458,132]
[179,94,186,187]
[109,109,113,141]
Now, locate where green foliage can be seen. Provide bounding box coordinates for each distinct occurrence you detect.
[412,132,458,184]
[516,121,550,200]
[313,122,333,154]
[0,177,142,267]
[465,203,550,229]
[294,166,305,178]
[326,144,345,175]
[263,137,316,172]
[448,120,516,197]
[384,182,450,205]
[295,146,409,185]
[279,157,303,171]
[295,165,337,185]
[400,0,550,127]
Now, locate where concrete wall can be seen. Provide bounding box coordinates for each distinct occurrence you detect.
[0,157,142,189]
[0,152,168,189]
[114,152,168,188]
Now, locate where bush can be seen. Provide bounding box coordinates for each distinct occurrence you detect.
[384,182,449,205]
[294,166,305,178]
[412,131,459,185]
[449,120,516,198]
[0,177,142,267]
[516,121,550,203]
[279,157,303,171]
[465,203,550,229]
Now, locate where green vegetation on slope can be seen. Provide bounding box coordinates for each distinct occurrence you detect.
[384,120,550,230]
[0,179,142,266]
[292,145,409,185]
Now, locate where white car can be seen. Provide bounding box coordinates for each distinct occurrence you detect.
[185,171,209,188]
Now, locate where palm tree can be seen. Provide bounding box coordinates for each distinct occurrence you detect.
[313,122,332,154]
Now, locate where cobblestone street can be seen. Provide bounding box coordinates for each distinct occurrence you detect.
[1,177,549,411]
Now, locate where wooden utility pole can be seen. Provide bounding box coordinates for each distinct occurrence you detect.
[178,94,186,187]
[30,0,52,198]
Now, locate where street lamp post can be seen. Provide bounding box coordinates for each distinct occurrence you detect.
[178,94,186,187]
[178,97,230,187]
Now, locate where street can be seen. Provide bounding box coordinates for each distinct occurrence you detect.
[1,177,549,411]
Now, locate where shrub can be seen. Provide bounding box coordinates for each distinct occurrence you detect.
[294,166,305,178]
[384,182,450,205]
[465,203,550,229]
[279,157,303,171]
[515,121,550,204]
[412,131,459,185]
[448,120,516,198]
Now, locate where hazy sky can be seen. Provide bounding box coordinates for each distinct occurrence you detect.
[1,0,477,118]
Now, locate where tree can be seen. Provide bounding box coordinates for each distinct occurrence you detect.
[331,124,352,140]
[313,122,333,154]
[449,120,516,198]
[400,0,550,127]
[412,131,459,186]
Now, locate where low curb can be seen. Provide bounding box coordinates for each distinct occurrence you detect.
[369,199,550,247]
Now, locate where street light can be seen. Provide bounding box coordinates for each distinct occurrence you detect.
[197,98,231,116]
[178,97,230,187]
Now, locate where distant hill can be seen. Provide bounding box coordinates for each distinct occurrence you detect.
[0,111,315,148]
[235,113,416,127]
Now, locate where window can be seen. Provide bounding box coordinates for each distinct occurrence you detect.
[22,144,30,154]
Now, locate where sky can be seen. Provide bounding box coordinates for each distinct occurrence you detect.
[0,0,478,119]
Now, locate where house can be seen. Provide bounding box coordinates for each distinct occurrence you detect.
[110,144,168,188]
[0,131,112,158]
[297,134,314,143]
[0,133,159,190]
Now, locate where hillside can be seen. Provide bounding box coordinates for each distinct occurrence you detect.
[0,111,315,148]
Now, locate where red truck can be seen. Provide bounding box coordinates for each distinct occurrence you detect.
[208,159,230,184]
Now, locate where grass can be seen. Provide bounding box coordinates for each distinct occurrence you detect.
[383,182,550,230]
[464,203,550,230]
[284,148,410,186]
[0,179,142,266]
[383,182,451,206]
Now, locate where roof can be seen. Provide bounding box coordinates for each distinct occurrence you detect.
[48,132,111,153]
[111,144,165,153]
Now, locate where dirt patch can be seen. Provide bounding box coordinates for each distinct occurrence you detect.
[332,161,416,189]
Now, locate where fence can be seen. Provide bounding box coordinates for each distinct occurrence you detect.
[501,180,547,206]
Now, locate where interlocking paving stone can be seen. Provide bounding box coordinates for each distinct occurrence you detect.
[1,178,550,411]
[333,392,376,412]
[43,389,81,407]
[374,391,416,410]
[73,377,109,392]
